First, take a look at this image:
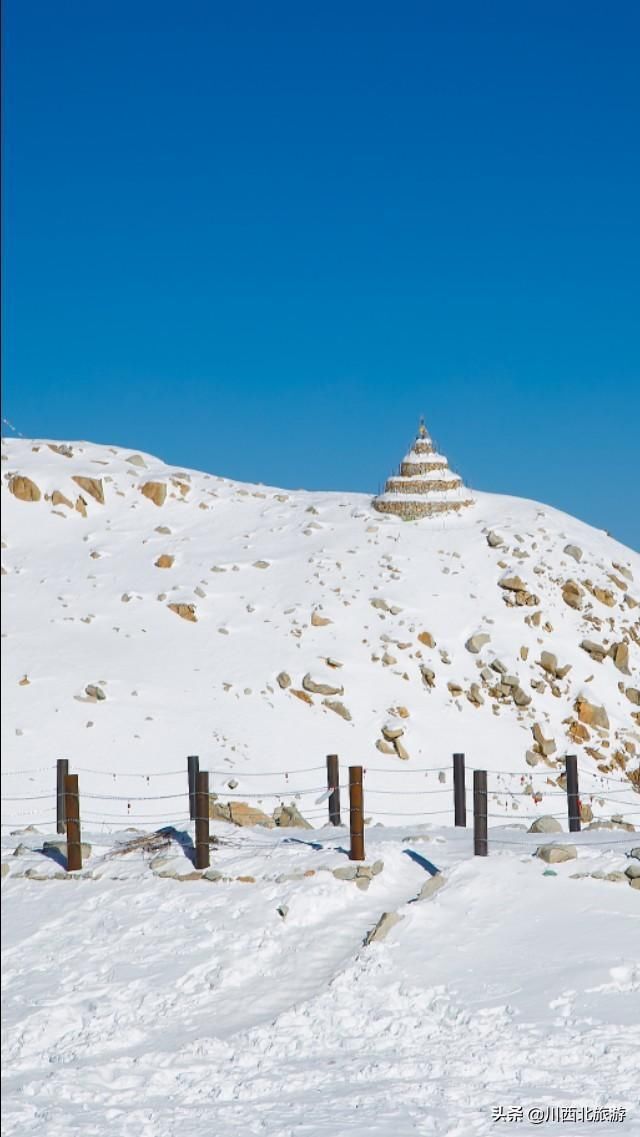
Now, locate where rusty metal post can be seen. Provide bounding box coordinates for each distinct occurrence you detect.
[473,769,488,857]
[195,770,210,870]
[453,752,466,827]
[348,766,365,861]
[326,754,341,826]
[64,774,82,872]
[188,754,199,821]
[57,758,69,834]
[565,754,581,833]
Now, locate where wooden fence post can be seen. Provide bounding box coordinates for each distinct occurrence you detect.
[565,754,581,833]
[188,755,199,821]
[473,769,488,857]
[453,752,466,827]
[326,754,341,826]
[195,770,210,870]
[57,758,69,834]
[348,766,365,861]
[64,774,82,872]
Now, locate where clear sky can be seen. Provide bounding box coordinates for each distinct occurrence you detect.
[2,1,639,548]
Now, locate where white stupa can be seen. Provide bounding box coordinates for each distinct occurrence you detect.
[372,418,474,520]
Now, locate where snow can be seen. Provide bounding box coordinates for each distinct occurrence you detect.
[2,435,639,1135]
[2,821,639,1136]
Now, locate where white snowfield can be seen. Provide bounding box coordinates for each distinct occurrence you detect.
[1,436,639,1135]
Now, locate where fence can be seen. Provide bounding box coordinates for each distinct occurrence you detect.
[2,752,638,871]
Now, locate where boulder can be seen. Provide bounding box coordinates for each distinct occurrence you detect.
[72,476,104,504]
[382,723,404,741]
[417,873,446,901]
[333,865,359,881]
[155,554,174,569]
[594,587,616,607]
[168,603,197,622]
[465,633,491,654]
[528,816,562,834]
[417,631,436,647]
[393,738,410,761]
[85,684,106,701]
[625,688,640,706]
[499,574,527,592]
[486,531,504,548]
[323,699,352,721]
[310,610,332,626]
[51,490,73,509]
[302,673,344,696]
[210,799,274,828]
[624,863,640,880]
[562,580,584,610]
[612,642,630,675]
[564,544,583,562]
[375,740,395,754]
[576,698,609,730]
[273,803,312,829]
[420,665,435,688]
[140,481,167,507]
[513,686,532,707]
[580,639,607,662]
[364,911,404,945]
[536,844,577,863]
[276,671,291,689]
[9,475,41,502]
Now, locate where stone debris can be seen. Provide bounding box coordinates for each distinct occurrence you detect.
[536,844,577,863]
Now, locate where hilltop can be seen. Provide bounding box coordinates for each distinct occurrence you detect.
[1,434,638,826]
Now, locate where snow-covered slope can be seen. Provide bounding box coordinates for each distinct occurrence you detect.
[1,436,639,828]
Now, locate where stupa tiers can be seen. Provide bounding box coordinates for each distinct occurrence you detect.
[372,420,474,520]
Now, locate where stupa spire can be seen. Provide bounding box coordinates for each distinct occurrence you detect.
[372,418,474,520]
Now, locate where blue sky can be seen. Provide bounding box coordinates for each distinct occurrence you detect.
[2,0,639,548]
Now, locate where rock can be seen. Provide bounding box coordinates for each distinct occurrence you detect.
[467,683,484,706]
[612,642,630,675]
[563,543,583,562]
[465,633,491,654]
[276,671,291,689]
[605,871,628,883]
[140,481,167,507]
[364,911,404,945]
[513,687,532,707]
[486,531,504,547]
[323,699,352,721]
[203,868,224,881]
[540,651,559,675]
[51,490,73,509]
[629,878,640,890]
[382,724,404,741]
[370,598,391,612]
[375,739,395,754]
[499,574,527,592]
[210,799,274,828]
[629,848,640,860]
[536,844,577,863]
[420,665,435,688]
[273,803,312,829]
[126,453,147,467]
[594,587,616,607]
[168,603,197,622]
[576,698,609,730]
[417,873,445,901]
[9,475,41,502]
[85,684,106,701]
[526,751,541,766]
[625,688,640,706]
[252,560,270,569]
[624,863,640,880]
[417,631,435,648]
[1,863,9,879]
[355,877,370,890]
[587,819,636,833]
[393,738,410,760]
[562,580,584,610]
[381,651,397,666]
[302,673,344,696]
[72,476,104,504]
[291,688,313,705]
[580,639,607,662]
[333,865,359,880]
[155,554,174,569]
[310,610,332,626]
[528,816,563,834]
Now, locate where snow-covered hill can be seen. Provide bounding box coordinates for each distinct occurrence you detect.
[1,435,639,829]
